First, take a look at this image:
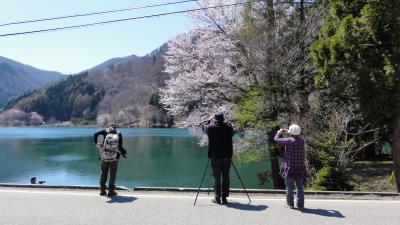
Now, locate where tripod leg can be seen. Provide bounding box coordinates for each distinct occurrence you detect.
[194,159,210,206]
[231,160,251,203]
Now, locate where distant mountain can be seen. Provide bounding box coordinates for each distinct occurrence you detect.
[85,47,171,127]
[0,56,64,108]
[3,44,173,127]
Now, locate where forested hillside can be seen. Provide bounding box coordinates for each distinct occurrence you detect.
[2,44,173,127]
[6,73,102,122]
[86,44,170,127]
[0,56,64,108]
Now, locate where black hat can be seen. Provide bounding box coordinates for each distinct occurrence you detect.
[214,112,225,122]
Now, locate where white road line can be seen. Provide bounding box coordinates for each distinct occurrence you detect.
[0,189,399,203]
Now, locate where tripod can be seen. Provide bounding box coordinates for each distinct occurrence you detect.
[194,159,251,205]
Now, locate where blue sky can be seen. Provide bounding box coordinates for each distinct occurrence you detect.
[0,0,196,74]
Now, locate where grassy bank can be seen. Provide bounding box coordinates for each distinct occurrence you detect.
[347,160,396,192]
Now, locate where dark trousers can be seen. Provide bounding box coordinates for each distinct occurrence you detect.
[211,158,231,198]
[100,160,118,189]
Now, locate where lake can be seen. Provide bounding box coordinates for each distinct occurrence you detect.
[0,127,272,189]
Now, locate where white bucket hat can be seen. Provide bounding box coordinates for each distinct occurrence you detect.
[288,124,301,135]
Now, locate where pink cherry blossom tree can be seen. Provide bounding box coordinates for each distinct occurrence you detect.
[161,0,251,134]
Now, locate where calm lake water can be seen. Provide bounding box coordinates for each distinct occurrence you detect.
[0,127,272,189]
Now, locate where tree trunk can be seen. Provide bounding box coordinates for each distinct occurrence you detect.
[298,0,309,122]
[392,0,400,193]
[268,130,285,189]
[394,110,400,192]
[264,0,284,189]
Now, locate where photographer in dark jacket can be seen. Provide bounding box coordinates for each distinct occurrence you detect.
[93,123,127,196]
[202,112,234,205]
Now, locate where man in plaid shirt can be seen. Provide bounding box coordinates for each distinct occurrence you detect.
[274,124,306,209]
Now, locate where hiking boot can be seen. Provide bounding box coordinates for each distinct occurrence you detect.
[108,188,118,196]
[100,188,107,196]
[212,197,221,204]
[283,203,295,209]
[222,197,228,205]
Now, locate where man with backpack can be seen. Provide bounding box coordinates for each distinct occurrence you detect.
[202,112,235,205]
[93,123,127,196]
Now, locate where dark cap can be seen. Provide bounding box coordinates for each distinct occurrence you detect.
[214,112,225,122]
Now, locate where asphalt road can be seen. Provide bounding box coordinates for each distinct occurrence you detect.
[0,189,399,225]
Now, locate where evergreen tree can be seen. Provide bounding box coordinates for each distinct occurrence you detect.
[311,0,400,191]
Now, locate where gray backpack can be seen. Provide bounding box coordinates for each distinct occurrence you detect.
[100,133,120,161]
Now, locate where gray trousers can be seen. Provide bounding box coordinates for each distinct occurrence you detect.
[211,158,231,198]
[100,160,118,189]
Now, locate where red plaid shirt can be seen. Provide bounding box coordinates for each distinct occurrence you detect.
[274,134,307,178]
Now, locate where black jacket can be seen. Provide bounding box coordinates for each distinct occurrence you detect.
[203,121,234,159]
[93,129,127,159]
